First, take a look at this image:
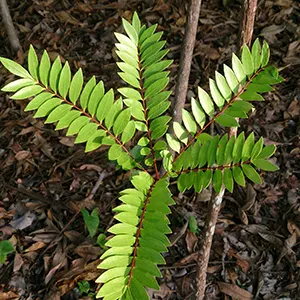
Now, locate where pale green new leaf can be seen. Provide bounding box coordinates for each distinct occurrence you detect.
[198,86,214,116]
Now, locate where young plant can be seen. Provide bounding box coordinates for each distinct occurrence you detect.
[0,13,283,300]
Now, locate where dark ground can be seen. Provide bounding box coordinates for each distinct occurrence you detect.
[0,0,299,299]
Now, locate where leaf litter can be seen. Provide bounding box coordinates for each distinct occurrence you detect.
[0,0,299,299]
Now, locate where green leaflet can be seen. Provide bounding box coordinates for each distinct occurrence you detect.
[28,45,39,80]
[39,50,51,87]
[49,56,62,93]
[69,68,83,104]
[0,57,32,79]
[58,61,71,98]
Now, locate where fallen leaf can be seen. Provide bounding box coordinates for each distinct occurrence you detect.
[45,262,63,285]
[25,241,46,252]
[0,291,19,300]
[217,282,253,300]
[185,230,198,253]
[10,211,36,230]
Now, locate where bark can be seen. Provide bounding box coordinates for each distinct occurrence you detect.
[171,0,202,130]
[195,1,258,299]
[0,0,22,53]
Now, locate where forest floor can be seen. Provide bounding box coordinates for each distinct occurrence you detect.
[0,0,299,299]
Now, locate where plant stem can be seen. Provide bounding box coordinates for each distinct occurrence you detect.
[170,0,202,133]
[195,1,257,299]
[0,0,22,53]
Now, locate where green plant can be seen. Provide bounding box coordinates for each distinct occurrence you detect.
[0,240,15,263]
[82,208,100,238]
[0,12,283,300]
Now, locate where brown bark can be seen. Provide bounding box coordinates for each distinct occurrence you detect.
[195,1,258,299]
[0,0,22,53]
[171,0,202,129]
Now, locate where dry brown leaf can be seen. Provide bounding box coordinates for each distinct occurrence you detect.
[25,241,46,252]
[56,11,82,26]
[45,262,63,285]
[13,253,24,272]
[242,185,257,211]
[217,282,253,300]
[0,291,19,300]
[185,230,198,253]
[15,150,31,161]
[227,268,238,284]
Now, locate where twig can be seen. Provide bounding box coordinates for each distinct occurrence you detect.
[195,1,257,299]
[0,0,22,53]
[170,0,202,132]
[160,0,202,177]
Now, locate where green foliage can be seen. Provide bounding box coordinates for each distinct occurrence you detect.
[82,208,100,238]
[0,11,283,300]
[0,240,15,264]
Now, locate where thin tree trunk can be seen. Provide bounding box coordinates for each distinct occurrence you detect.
[195,1,258,299]
[171,0,202,130]
[0,0,22,53]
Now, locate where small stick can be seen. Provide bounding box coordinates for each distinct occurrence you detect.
[171,0,202,131]
[195,1,257,299]
[0,0,22,53]
[160,0,202,177]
